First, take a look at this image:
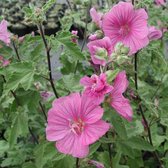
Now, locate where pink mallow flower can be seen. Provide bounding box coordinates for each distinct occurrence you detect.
[71,30,78,43]
[102,2,149,55]
[80,73,113,104]
[148,26,162,40]
[155,0,166,6]
[90,7,103,28]
[0,20,10,45]
[46,93,110,158]
[87,37,113,66]
[110,71,133,121]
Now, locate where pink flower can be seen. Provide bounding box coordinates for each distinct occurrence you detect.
[155,0,166,6]
[89,34,98,41]
[148,26,162,40]
[88,160,105,168]
[102,2,149,55]
[18,36,25,43]
[46,93,110,158]
[71,30,78,43]
[40,91,54,101]
[2,59,10,67]
[90,7,103,28]
[0,20,10,45]
[110,71,133,121]
[87,37,113,66]
[80,73,113,104]
[0,56,10,67]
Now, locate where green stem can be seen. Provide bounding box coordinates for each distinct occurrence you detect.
[39,101,47,122]
[12,41,21,62]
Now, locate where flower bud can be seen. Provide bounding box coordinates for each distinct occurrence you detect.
[115,42,129,55]
[94,47,108,61]
[105,69,119,83]
[95,30,104,39]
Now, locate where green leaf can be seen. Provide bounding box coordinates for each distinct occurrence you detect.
[99,137,115,144]
[3,62,35,95]
[123,137,154,151]
[42,0,56,13]
[54,31,85,61]
[0,140,9,157]
[9,106,29,148]
[89,142,101,156]
[106,69,120,84]
[125,120,144,138]
[22,162,37,168]
[62,73,82,92]
[98,151,111,168]
[35,143,45,168]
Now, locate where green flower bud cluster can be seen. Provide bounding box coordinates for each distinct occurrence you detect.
[111,42,130,64]
[95,47,108,61]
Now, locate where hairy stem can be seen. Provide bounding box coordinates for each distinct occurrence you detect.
[39,101,47,122]
[38,24,59,98]
[134,53,138,90]
[12,41,21,62]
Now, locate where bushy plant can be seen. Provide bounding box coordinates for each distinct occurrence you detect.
[0,0,168,167]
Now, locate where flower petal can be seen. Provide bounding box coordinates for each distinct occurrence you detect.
[56,133,89,158]
[81,120,110,145]
[110,95,133,121]
[112,71,128,95]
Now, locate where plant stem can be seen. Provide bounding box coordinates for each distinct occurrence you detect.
[132,0,135,5]
[106,133,112,168]
[12,41,21,62]
[134,53,163,167]
[39,101,47,122]
[134,53,138,90]
[28,127,39,144]
[76,158,79,168]
[38,24,59,98]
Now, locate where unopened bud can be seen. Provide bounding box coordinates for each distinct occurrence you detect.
[95,47,108,61]
[95,30,104,39]
[114,42,129,55]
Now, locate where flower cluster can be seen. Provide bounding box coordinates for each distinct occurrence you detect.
[46,1,164,159]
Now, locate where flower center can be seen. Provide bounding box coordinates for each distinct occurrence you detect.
[70,119,85,135]
[119,25,130,36]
